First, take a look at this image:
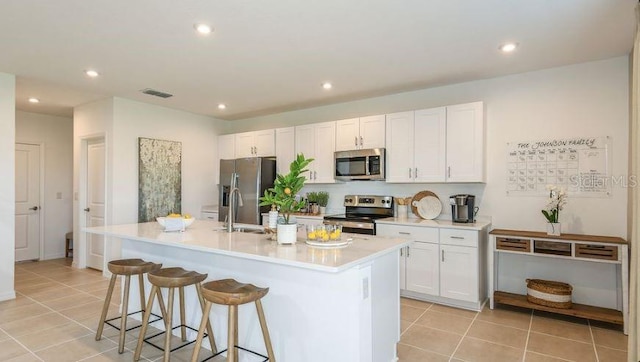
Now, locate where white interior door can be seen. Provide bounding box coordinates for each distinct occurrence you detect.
[15,143,41,261]
[86,139,105,270]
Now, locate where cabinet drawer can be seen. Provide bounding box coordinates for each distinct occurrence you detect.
[201,211,219,221]
[575,243,618,261]
[496,237,531,252]
[534,240,571,256]
[440,228,478,247]
[376,224,438,241]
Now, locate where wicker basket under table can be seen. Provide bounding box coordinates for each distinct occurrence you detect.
[526,279,573,309]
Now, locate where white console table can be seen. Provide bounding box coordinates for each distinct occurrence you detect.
[489,229,628,334]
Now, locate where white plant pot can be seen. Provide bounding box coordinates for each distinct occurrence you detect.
[319,206,326,215]
[277,223,298,244]
[546,222,561,236]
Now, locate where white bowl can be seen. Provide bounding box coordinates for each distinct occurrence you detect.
[156,217,195,228]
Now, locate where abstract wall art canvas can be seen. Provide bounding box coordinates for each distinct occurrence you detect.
[138,137,182,222]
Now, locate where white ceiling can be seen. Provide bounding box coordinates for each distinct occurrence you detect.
[1,0,636,120]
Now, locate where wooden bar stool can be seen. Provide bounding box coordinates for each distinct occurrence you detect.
[191,279,275,362]
[96,258,162,354]
[134,267,217,362]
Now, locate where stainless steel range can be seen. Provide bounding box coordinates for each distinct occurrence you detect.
[323,195,394,235]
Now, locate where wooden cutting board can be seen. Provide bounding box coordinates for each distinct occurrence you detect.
[411,190,439,219]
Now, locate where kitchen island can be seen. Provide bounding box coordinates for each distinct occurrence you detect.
[84,220,409,362]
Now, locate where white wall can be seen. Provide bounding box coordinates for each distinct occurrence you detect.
[16,111,73,259]
[231,57,630,238]
[0,73,16,300]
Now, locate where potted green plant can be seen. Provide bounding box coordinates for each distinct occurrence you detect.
[541,185,568,236]
[317,191,329,214]
[259,154,313,244]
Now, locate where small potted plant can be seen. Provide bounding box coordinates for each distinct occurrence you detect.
[259,154,313,244]
[541,185,567,236]
[317,191,329,214]
[306,192,320,214]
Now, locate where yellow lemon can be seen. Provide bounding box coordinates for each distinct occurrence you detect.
[184,213,192,219]
[307,232,317,240]
[329,232,338,240]
[284,187,291,195]
[168,213,181,218]
[322,234,329,241]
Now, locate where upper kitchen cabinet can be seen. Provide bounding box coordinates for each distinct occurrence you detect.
[234,129,276,158]
[295,121,337,183]
[335,115,385,151]
[218,134,236,161]
[275,127,295,175]
[445,102,484,182]
[386,102,484,183]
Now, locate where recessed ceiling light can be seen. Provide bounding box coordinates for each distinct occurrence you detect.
[85,69,99,77]
[194,23,213,35]
[28,97,39,103]
[218,103,226,110]
[499,42,518,53]
[322,82,332,90]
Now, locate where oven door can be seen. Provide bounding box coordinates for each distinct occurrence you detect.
[324,219,375,235]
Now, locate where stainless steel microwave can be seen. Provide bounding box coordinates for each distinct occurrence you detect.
[334,148,386,181]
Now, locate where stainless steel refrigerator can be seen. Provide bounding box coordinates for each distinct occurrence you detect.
[218,157,276,225]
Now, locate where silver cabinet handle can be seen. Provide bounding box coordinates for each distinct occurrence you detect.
[415,168,418,178]
[254,146,257,154]
[441,250,445,262]
[359,136,363,146]
[399,232,411,235]
[355,136,358,147]
[407,246,410,257]
[84,207,90,212]
[314,171,317,180]
[450,236,465,240]
[29,206,39,211]
[448,166,451,178]
[409,168,412,178]
[400,248,403,257]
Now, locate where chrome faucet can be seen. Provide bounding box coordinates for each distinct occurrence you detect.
[226,173,243,232]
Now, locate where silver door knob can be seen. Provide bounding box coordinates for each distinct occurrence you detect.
[84,208,90,212]
[29,206,39,211]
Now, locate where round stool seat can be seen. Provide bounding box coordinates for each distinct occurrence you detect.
[107,259,161,276]
[147,267,207,288]
[201,279,269,305]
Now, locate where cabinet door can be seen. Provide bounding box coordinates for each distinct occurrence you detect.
[440,244,478,302]
[414,107,446,182]
[446,102,484,182]
[335,118,360,151]
[235,131,255,158]
[385,111,414,183]
[406,241,440,296]
[295,124,316,183]
[359,114,386,150]
[254,129,276,157]
[218,134,236,161]
[312,121,337,183]
[275,127,295,175]
[201,211,219,221]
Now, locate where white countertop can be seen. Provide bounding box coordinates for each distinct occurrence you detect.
[376,217,491,231]
[84,220,409,273]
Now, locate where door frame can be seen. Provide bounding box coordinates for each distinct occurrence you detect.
[76,134,108,271]
[15,141,45,261]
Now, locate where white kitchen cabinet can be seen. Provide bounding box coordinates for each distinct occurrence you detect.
[218,134,235,161]
[201,211,219,222]
[446,102,484,182]
[235,129,276,158]
[385,102,484,183]
[295,121,336,183]
[440,244,478,302]
[275,127,295,175]
[335,115,386,151]
[377,222,486,311]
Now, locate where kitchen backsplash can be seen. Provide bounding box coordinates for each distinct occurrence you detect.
[301,182,486,218]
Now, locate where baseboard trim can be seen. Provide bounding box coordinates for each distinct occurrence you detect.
[0,290,16,302]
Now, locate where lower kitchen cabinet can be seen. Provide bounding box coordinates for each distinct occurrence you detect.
[377,222,488,311]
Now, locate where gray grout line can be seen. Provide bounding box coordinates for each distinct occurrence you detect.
[588,319,600,362]
[522,308,533,361]
[448,311,478,362]
[0,325,45,361]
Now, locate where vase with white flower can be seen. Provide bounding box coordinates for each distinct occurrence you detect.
[541,185,567,236]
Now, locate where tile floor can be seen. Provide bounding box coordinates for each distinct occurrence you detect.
[1,258,629,361]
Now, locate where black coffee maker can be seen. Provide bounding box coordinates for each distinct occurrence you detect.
[450,194,478,223]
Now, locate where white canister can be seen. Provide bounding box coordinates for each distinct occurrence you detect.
[268,209,279,229]
[397,205,408,219]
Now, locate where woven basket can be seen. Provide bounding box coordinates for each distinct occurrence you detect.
[526,279,573,309]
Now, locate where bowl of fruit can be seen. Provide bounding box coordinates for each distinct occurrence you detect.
[156,213,195,228]
[306,224,342,242]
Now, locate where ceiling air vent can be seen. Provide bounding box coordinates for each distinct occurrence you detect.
[141,88,173,98]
